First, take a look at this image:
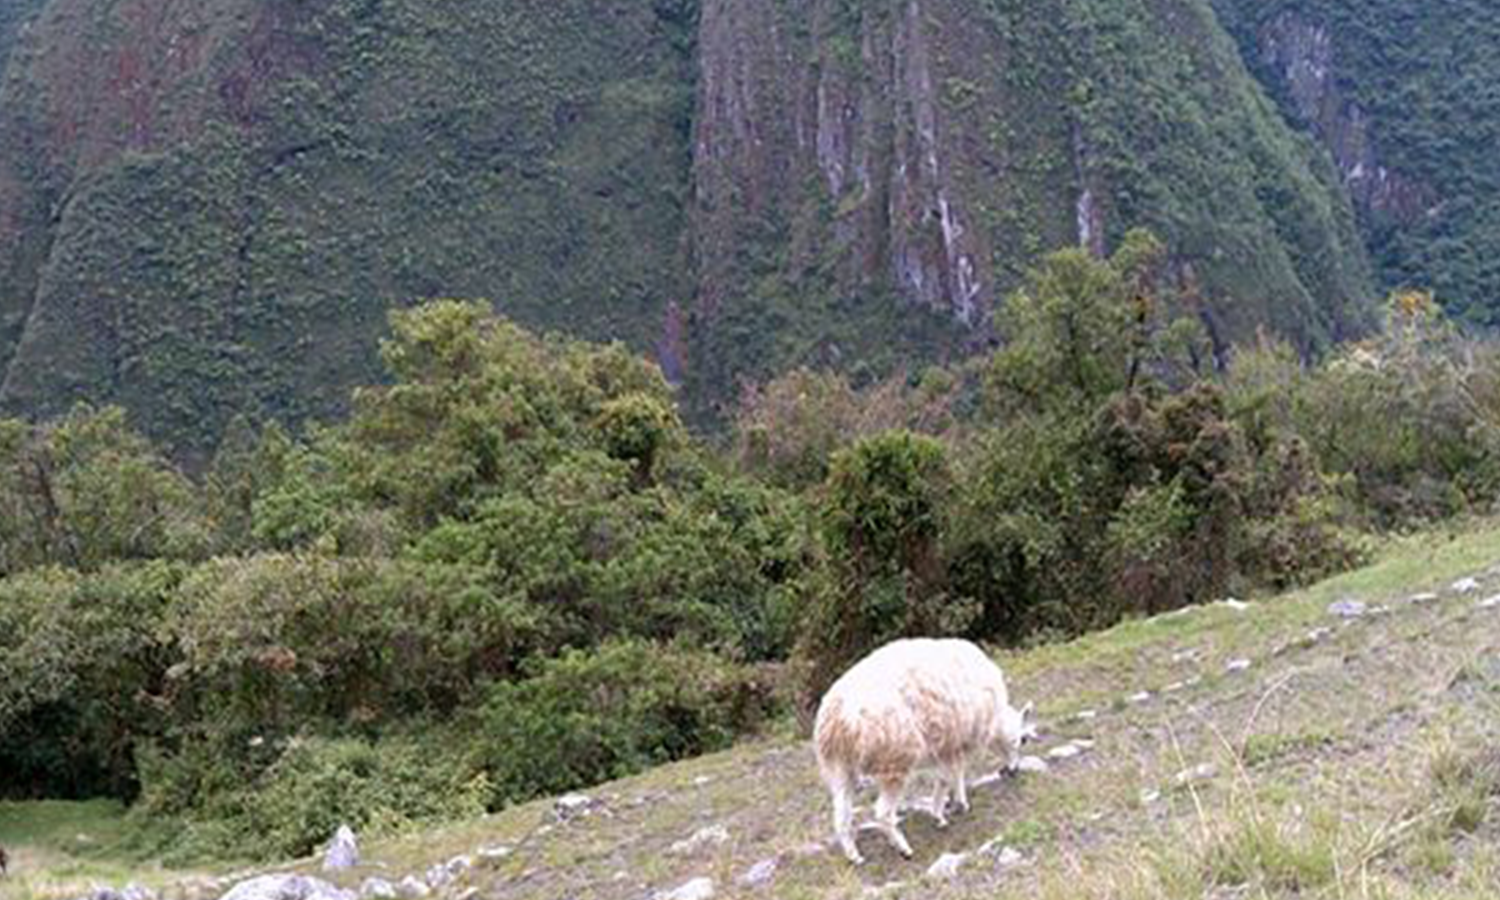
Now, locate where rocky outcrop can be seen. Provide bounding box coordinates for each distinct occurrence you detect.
[1257,11,1434,223]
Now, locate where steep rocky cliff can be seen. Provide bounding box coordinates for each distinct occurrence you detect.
[0,0,1381,454]
[1213,0,1500,326]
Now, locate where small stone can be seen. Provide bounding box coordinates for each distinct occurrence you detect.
[1046,743,1084,760]
[1073,738,1096,750]
[1453,577,1481,594]
[1327,599,1367,618]
[1479,595,1500,609]
[1015,755,1050,774]
[1367,604,1392,616]
[1173,763,1217,786]
[1162,681,1188,693]
[736,859,778,889]
[324,824,359,871]
[476,845,511,862]
[1170,649,1200,664]
[1410,592,1439,604]
[1139,789,1162,804]
[396,877,430,899]
[926,852,968,879]
[1225,658,1252,673]
[1307,627,1334,642]
[692,775,713,786]
[359,880,396,900]
[995,846,1024,868]
[1073,709,1098,721]
[668,824,730,856]
[1220,598,1250,611]
[554,793,596,820]
[1126,691,1152,704]
[423,857,470,889]
[655,877,715,900]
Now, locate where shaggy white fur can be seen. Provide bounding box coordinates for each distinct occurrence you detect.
[813,638,1034,864]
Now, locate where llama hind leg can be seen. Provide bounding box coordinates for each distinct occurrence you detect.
[874,776,914,858]
[826,768,864,865]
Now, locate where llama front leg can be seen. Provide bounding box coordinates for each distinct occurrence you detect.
[826,769,864,865]
[952,760,970,813]
[874,776,914,858]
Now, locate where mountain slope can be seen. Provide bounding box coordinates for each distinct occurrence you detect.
[0,0,1376,455]
[1213,0,1500,326]
[10,522,1500,899]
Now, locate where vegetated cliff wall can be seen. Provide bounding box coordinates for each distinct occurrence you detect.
[0,0,1376,455]
[1214,0,1500,325]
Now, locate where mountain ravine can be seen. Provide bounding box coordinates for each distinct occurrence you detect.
[2,0,1482,456]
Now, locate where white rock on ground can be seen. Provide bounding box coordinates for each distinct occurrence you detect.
[218,875,355,900]
[926,853,968,879]
[476,845,511,861]
[1015,755,1050,774]
[1140,789,1162,804]
[395,877,430,899]
[1452,577,1481,593]
[422,857,470,889]
[359,880,396,900]
[669,824,730,856]
[1046,743,1084,760]
[1410,592,1439,604]
[995,846,1024,868]
[554,793,595,820]
[1307,627,1334,642]
[1327,599,1366,618]
[1074,709,1098,721]
[121,885,158,900]
[1220,598,1250,611]
[1480,595,1500,609]
[1173,763,1217,786]
[736,859,778,889]
[1126,691,1152,704]
[323,825,359,871]
[1225,658,1252,673]
[655,877,715,900]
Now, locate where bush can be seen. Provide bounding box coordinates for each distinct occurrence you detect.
[137,734,489,862]
[470,640,777,808]
[0,562,183,799]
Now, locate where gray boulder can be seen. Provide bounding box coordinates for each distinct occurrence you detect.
[324,825,359,871]
[218,875,355,900]
[359,880,397,900]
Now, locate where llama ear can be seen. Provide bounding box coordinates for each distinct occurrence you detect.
[1020,701,1034,720]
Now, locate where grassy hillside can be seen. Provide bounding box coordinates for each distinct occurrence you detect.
[0,0,1377,456]
[1213,0,1500,327]
[9,520,1500,900]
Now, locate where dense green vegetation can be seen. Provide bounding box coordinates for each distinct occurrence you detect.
[5,239,1498,862]
[1214,0,1500,325]
[0,0,1382,459]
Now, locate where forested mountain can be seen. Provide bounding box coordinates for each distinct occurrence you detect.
[0,0,1489,458]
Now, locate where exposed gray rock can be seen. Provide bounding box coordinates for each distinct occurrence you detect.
[1452,577,1481,594]
[654,877,715,900]
[1220,598,1251,611]
[1480,595,1500,609]
[218,875,355,900]
[1327,599,1366,618]
[476,845,511,862]
[1139,789,1162,804]
[736,859,779,890]
[359,880,396,900]
[395,877,430,899]
[422,857,470,889]
[1173,763,1217,787]
[926,852,968,879]
[1307,626,1334,642]
[1015,755,1050,774]
[324,825,359,871]
[1126,691,1153,704]
[995,846,1024,868]
[1409,592,1439,604]
[121,884,158,900]
[1073,709,1098,721]
[668,823,730,856]
[554,793,596,820]
[1046,743,1085,760]
[1225,658,1252,673]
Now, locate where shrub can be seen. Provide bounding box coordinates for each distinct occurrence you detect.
[470,640,777,808]
[138,734,489,862]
